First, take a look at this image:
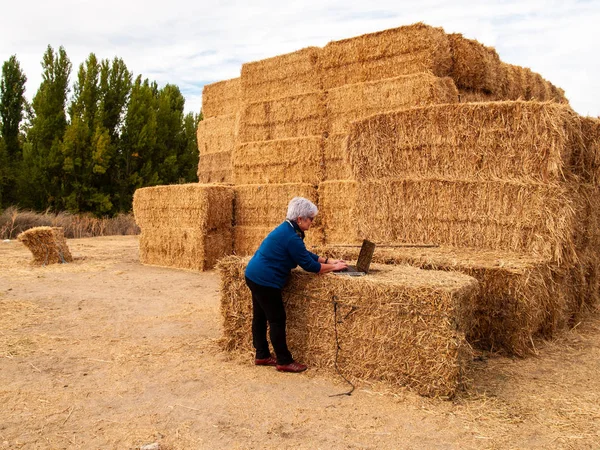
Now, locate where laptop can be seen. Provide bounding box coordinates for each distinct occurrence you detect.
[333,240,376,277]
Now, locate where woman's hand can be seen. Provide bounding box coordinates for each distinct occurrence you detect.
[332,261,348,271]
[328,259,346,265]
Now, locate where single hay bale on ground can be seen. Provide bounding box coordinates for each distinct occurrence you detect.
[319,179,576,264]
[233,225,324,256]
[241,47,321,102]
[197,151,232,184]
[133,184,233,271]
[318,245,567,355]
[196,114,238,156]
[238,92,326,143]
[202,78,241,118]
[321,23,453,90]
[233,137,323,185]
[233,183,318,228]
[218,255,479,398]
[17,226,73,265]
[347,101,583,183]
[326,73,458,135]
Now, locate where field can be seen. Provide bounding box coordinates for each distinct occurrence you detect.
[1,236,599,449]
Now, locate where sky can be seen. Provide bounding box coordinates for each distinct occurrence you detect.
[1,0,599,117]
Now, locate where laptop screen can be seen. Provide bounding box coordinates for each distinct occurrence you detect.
[356,239,376,274]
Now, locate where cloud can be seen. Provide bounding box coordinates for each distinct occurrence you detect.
[1,0,598,116]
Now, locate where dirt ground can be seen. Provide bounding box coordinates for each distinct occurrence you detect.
[1,236,599,449]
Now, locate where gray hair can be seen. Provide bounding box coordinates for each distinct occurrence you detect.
[286,197,318,220]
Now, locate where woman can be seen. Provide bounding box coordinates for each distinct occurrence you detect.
[244,197,348,373]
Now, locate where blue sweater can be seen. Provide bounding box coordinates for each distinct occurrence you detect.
[245,221,321,289]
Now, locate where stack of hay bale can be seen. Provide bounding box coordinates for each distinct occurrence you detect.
[196,78,240,183]
[232,48,325,254]
[137,22,599,396]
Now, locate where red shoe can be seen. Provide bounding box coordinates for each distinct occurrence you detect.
[276,361,307,373]
[255,356,277,366]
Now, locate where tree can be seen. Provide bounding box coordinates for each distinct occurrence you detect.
[118,76,158,210]
[61,53,114,214]
[0,55,27,206]
[20,46,71,210]
[180,111,200,182]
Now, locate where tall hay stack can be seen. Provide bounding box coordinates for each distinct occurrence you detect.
[218,255,479,398]
[17,227,73,265]
[133,184,233,271]
[183,22,593,375]
[197,78,241,183]
[232,48,326,255]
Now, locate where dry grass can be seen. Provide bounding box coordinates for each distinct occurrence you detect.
[0,206,139,240]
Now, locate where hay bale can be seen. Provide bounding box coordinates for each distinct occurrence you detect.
[233,137,323,185]
[140,227,232,271]
[233,183,318,227]
[17,226,73,265]
[318,245,564,355]
[322,73,458,180]
[347,101,582,183]
[500,64,567,103]
[448,33,502,94]
[326,73,458,136]
[197,151,232,184]
[233,225,324,256]
[319,179,576,264]
[323,134,354,180]
[196,114,238,156]
[318,180,360,244]
[237,91,326,143]
[241,47,321,102]
[578,117,600,184]
[321,23,453,90]
[202,78,241,118]
[218,255,479,398]
[133,184,233,271]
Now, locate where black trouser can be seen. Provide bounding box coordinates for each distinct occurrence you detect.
[245,276,293,365]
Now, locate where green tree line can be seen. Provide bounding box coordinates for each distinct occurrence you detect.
[0,46,201,216]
